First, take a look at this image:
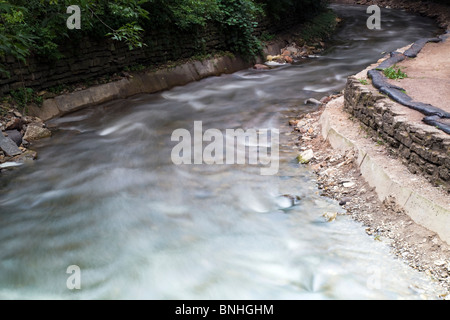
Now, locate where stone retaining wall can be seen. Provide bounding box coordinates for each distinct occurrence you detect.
[344,76,450,192]
[0,11,305,95]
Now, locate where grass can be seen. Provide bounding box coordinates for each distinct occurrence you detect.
[358,79,369,85]
[383,65,407,80]
[9,87,43,112]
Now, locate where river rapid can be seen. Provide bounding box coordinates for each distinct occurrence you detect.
[0,5,444,299]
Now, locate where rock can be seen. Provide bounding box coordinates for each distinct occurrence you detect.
[21,139,30,148]
[12,110,22,118]
[23,124,51,141]
[253,64,270,70]
[434,260,446,266]
[284,55,293,64]
[276,194,301,209]
[304,98,322,106]
[339,197,352,206]
[11,149,37,163]
[0,131,22,156]
[297,149,314,164]
[285,46,299,55]
[320,96,332,104]
[5,117,23,130]
[343,181,356,188]
[323,212,337,222]
[289,119,300,127]
[4,130,23,146]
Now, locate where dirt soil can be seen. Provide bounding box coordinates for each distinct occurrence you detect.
[387,39,450,115]
[287,96,450,299]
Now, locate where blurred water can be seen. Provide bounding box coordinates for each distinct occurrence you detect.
[0,5,444,299]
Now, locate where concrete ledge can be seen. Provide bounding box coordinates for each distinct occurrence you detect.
[31,55,253,121]
[345,69,450,192]
[320,102,450,245]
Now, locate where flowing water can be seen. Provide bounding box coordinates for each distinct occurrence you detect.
[0,5,445,299]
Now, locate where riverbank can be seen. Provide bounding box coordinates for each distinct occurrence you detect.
[287,1,450,297]
[288,94,450,297]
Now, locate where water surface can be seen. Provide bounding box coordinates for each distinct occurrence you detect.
[0,5,443,299]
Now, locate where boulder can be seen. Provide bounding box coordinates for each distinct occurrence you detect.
[23,124,52,141]
[11,149,37,163]
[5,117,23,130]
[284,55,293,64]
[0,131,22,156]
[285,46,299,55]
[4,130,23,146]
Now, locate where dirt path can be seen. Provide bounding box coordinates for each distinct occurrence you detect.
[386,39,450,118]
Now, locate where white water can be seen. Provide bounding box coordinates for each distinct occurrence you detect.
[0,5,444,299]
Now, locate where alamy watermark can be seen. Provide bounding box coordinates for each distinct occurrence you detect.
[367,5,381,30]
[66,5,81,30]
[66,265,81,290]
[171,121,279,176]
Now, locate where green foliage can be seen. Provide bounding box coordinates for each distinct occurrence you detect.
[256,0,327,21]
[0,2,37,76]
[0,0,330,78]
[139,0,264,58]
[358,79,369,85]
[10,87,42,109]
[107,22,147,50]
[383,65,407,80]
[0,0,150,68]
[216,0,264,58]
[260,32,275,42]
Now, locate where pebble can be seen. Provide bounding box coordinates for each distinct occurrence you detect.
[434,260,446,266]
[339,197,352,206]
[343,181,355,188]
[323,212,337,222]
[297,149,314,164]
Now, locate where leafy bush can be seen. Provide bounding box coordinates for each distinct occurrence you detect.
[0,0,330,76]
[256,0,327,21]
[10,87,42,109]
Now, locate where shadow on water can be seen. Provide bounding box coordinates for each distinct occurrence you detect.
[0,5,444,299]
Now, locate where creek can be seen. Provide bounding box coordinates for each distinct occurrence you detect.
[0,5,443,299]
